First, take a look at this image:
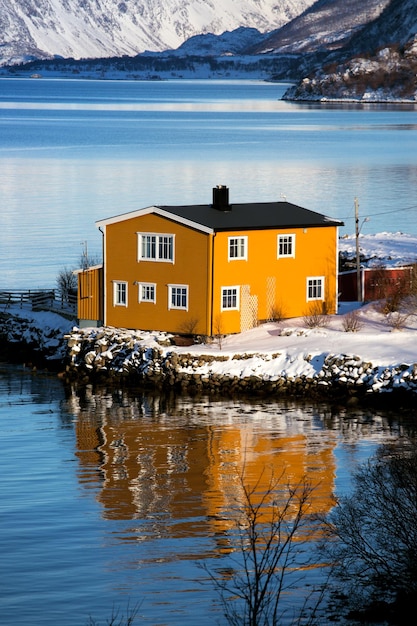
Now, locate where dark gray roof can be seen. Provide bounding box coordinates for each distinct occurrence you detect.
[157,201,343,231]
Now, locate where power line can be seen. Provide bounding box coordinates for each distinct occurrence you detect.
[340,203,417,222]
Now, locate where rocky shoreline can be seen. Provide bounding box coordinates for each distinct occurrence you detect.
[60,326,417,404]
[2,311,417,405]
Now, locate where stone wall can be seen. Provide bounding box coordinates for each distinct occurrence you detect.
[2,312,417,402]
[62,326,417,402]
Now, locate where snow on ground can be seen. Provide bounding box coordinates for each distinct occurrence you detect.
[3,232,417,378]
[339,232,417,267]
[15,298,417,381]
[182,302,417,381]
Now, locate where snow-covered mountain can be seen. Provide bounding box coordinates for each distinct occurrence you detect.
[283,0,417,101]
[249,0,391,55]
[162,26,269,57]
[4,0,417,103]
[160,0,390,59]
[0,0,314,66]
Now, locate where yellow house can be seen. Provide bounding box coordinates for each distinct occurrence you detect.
[76,185,343,335]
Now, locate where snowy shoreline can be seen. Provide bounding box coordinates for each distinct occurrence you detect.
[3,302,417,404]
[61,323,417,404]
[2,232,417,403]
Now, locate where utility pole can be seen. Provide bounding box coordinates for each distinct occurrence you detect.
[81,240,88,269]
[355,198,361,302]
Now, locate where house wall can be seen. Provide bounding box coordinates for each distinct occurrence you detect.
[212,225,339,335]
[77,266,103,326]
[338,267,412,302]
[98,211,339,336]
[103,213,212,335]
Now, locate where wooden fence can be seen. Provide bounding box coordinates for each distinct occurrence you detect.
[0,289,77,315]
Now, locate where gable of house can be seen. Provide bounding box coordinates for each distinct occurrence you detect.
[100,210,213,336]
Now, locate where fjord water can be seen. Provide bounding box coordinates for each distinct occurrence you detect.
[1,366,414,626]
[0,78,417,288]
[1,79,417,625]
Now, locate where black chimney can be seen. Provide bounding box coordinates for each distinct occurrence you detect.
[212,185,230,211]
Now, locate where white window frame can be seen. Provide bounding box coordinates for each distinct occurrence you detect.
[113,281,128,307]
[228,236,248,261]
[277,234,296,258]
[221,286,240,311]
[168,284,189,311]
[306,276,325,301]
[137,232,175,263]
[138,282,156,303]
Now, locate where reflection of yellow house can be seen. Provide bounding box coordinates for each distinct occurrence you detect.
[204,428,336,538]
[76,186,343,334]
[74,399,337,544]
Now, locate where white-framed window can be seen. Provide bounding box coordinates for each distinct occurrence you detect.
[168,284,188,310]
[137,232,175,263]
[277,234,295,258]
[307,276,324,301]
[228,236,248,261]
[138,282,156,303]
[113,281,128,306]
[221,286,240,311]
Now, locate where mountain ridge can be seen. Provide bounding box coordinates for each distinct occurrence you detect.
[0,0,314,66]
[283,0,417,101]
[2,0,417,103]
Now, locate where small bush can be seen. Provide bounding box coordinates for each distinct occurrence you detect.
[342,310,362,332]
[303,302,329,329]
[385,311,409,331]
[213,314,224,349]
[179,316,199,335]
[382,292,404,314]
[268,302,287,323]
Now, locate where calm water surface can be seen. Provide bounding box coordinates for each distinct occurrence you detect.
[1,366,416,625]
[0,78,417,287]
[2,78,417,624]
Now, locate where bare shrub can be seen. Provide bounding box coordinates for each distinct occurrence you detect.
[323,442,417,621]
[385,311,409,331]
[382,291,405,314]
[179,316,199,335]
[57,266,77,304]
[380,271,412,314]
[268,301,287,323]
[342,309,362,333]
[214,314,224,349]
[303,302,330,329]
[205,468,327,626]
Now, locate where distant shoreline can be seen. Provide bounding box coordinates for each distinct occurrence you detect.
[1,73,415,105]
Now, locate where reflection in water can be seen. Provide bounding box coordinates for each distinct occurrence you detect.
[71,389,336,528]
[62,385,415,624]
[2,367,416,626]
[67,386,409,559]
